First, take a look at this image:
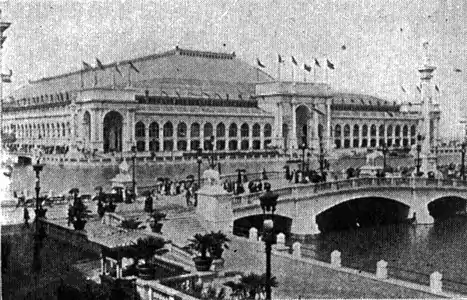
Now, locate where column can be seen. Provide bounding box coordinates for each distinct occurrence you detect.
[325,102,332,153]
[200,122,205,150]
[173,121,178,152]
[260,124,264,150]
[358,122,363,148]
[277,103,284,148]
[248,121,253,150]
[312,106,320,152]
[187,122,191,151]
[145,122,150,152]
[291,102,297,149]
[158,126,164,152]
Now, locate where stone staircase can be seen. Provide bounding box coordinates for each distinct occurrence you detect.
[160,210,207,267]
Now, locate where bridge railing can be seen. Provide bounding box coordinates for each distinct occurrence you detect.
[231,177,467,208]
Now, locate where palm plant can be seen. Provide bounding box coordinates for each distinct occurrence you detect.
[208,231,230,259]
[187,233,214,271]
[224,272,278,300]
[131,236,165,280]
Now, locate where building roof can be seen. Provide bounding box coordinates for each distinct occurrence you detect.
[11,47,274,101]
[331,93,400,112]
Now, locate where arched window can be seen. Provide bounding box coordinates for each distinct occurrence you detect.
[229,123,237,137]
[51,123,55,138]
[402,125,408,137]
[410,125,416,136]
[252,123,260,137]
[264,123,272,137]
[387,125,393,147]
[395,125,401,137]
[240,123,249,138]
[135,121,145,138]
[66,92,69,101]
[191,123,200,138]
[370,124,377,136]
[343,124,350,137]
[149,122,159,138]
[379,125,385,137]
[353,124,359,148]
[62,123,66,137]
[203,123,213,138]
[57,123,61,137]
[334,124,341,149]
[163,122,173,138]
[216,123,225,137]
[177,122,187,138]
[410,124,416,145]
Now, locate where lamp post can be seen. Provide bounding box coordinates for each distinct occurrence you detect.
[209,135,216,169]
[461,142,466,181]
[378,142,390,171]
[259,182,279,300]
[32,158,47,279]
[416,134,423,176]
[196,147,203,187]
[131,146,136,199]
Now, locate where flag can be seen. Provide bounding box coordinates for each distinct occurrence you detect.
[82,61,92,70]
[291,56,298,65]
[256,58,265,68]
[435,85,440,92]
[278,54,284,63]
[400,85,406,93]
[129,61,140,73]
[96,58,105,70]
[115,64,123,77]
[416,85,421,93]
[326,59,335,70]
[454,68,462,73]
[314,58,321,67]
[303,64,311,72]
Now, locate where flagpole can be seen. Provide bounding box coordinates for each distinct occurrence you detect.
[277,62,281,82]
[80,69,84,89]
[313,65,316,82]
[291,65,294,82]
[112,72,116,89]
[128,65,131,87]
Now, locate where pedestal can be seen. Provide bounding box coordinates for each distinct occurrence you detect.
[420,153,438,177]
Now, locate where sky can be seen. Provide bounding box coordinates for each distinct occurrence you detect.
[1,0,466,138]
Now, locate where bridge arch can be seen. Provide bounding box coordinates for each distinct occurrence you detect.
[428,196,467,220]
[315,197,411,233]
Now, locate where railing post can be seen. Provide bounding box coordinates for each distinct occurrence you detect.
[292,242,301,258]
[376,260,388,279]
[330,250,341,268]
[249,227,258,242]
[430,271,442,293]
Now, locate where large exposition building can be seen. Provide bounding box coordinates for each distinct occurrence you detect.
[2,47,440,161]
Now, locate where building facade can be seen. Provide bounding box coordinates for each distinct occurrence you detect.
[2,47,440,160]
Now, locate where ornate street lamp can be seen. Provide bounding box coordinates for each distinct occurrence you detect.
[378,142,390,172]
[461,142,466,181]
[416,134,423,176]
[209,135,216,169]
[131,145,137,199]
[32,158,47,275]
[259,182,279,300]
[196,147,203,187]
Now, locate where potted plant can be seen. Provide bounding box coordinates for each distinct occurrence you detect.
[188,233,214,271]
[132,236,165,280]
[208,231,230,271]
[149,211,166,233]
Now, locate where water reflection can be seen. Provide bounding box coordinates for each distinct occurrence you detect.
[302,219,467,290]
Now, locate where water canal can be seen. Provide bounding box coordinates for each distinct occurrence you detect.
[4,153,467,293]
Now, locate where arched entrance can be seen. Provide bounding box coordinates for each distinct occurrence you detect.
[103,111,123,153]
[296,105,310,145]
[83,111,91,145]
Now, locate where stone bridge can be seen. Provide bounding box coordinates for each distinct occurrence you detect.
[196,177,467,236]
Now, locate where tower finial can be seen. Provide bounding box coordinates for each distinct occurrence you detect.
[422,39,431,65]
